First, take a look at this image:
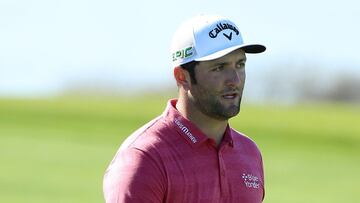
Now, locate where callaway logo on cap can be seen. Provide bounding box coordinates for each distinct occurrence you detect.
[171,14,266,67]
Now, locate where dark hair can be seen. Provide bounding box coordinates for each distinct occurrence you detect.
[180,61,199,84]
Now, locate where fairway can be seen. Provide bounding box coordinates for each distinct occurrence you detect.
[0,97,359,203]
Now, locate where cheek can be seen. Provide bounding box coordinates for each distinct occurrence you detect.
[191,79,219,98]
[238,69,246,81]
[201,78,222,93]
[198,73,222,87]
[241,73,246,83]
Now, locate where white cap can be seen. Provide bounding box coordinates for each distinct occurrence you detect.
[171,14,266,67]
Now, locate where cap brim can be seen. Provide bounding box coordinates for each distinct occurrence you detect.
[195,43,266,62]
[241,44,266,54]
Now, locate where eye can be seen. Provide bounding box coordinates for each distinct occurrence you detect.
[236,62,245,69]
[211,65,224,72]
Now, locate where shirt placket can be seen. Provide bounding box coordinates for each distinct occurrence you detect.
[218,145,229,198]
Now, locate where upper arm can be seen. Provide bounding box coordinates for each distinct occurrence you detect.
[103,148,166,203]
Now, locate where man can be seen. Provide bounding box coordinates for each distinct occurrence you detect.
[103,14,266,203]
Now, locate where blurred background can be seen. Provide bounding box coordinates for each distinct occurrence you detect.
[0,0,359,202]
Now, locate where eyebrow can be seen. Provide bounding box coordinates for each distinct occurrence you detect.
[212,58,247,66]
[212,62,227,67]
[237,58,247,63]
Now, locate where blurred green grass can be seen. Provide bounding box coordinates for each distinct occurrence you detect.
[0,97,359,203]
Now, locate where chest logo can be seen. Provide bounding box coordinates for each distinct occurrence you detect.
[242,173,260,189]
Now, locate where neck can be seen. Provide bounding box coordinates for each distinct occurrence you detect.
[176,96,228,147]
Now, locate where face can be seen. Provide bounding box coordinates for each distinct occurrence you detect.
[188,49,247,121]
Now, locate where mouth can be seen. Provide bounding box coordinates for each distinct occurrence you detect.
[221,92,239,100]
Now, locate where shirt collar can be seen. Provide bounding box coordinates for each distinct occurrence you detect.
[222,126,235,148]
[163,99,235,148]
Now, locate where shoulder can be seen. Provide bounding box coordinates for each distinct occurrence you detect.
[104,115,170,188]
[103,123,168,202]
[120,115,162,149]
[230,128,262,157]
[119,115,177,155]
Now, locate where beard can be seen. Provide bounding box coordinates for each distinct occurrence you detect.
[189,83,242,121]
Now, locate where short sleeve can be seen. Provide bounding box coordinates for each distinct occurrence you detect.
[103,148,166,203]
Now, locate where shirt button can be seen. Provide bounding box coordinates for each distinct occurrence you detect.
[221,171,225,176]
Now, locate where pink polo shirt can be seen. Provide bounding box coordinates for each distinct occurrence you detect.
[103,99,265,203]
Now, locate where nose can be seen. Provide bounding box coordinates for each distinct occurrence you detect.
[225,67,244,87]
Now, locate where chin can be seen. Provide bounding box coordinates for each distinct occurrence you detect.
[222,97,241,107]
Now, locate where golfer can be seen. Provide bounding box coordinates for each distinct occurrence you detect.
[103,14,266,203]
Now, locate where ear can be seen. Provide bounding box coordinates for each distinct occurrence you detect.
[174,66,191,90]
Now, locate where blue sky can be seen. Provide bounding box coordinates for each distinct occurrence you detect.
[1,0,359,97]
